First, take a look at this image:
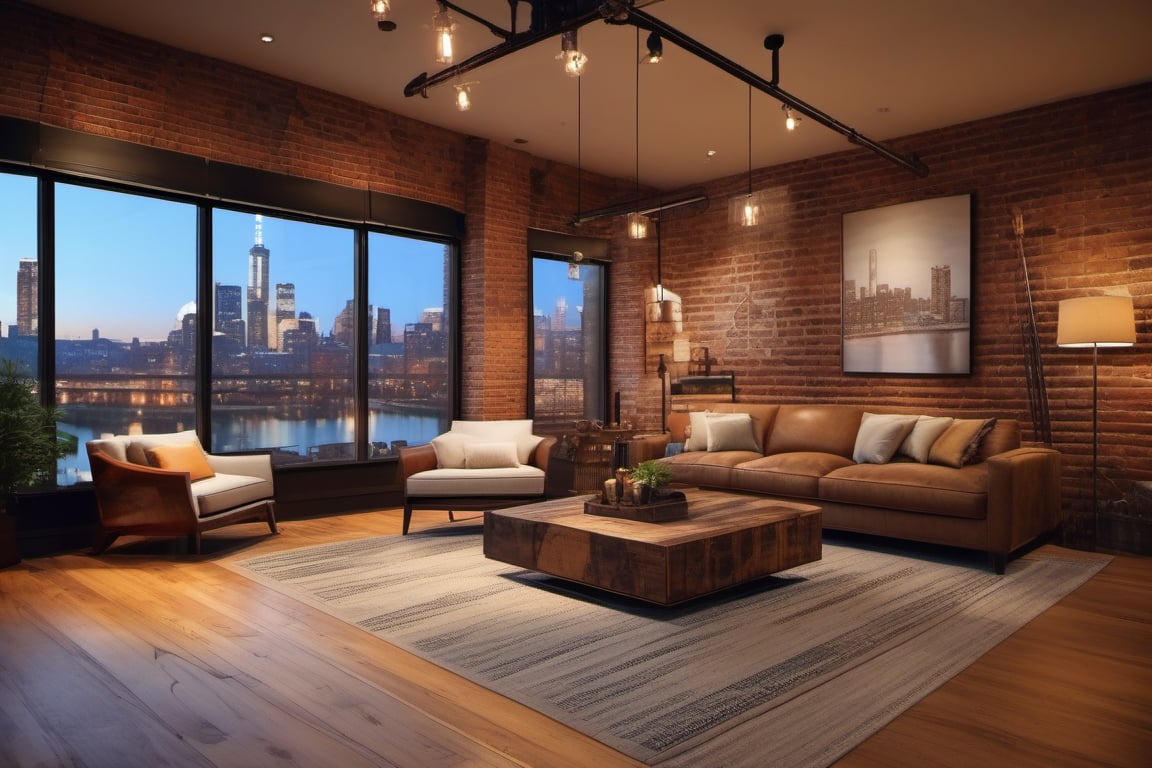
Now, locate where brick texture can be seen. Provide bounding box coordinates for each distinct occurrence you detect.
[1,2,1148,548]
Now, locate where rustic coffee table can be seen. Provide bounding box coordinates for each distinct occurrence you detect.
[483,488,821,606]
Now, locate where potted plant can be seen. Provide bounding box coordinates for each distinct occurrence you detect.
[630,459,673,504]
[0,359,76,565]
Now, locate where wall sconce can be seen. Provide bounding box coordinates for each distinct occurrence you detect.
[433,2,456,65]
[558,30,588,77]
[783,104,801,131]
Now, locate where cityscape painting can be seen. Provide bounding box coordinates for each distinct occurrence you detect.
[841,194,972,375]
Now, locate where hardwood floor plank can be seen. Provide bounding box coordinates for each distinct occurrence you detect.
[1,508,1149,768]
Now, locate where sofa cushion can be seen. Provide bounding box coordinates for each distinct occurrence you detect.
[405,466,546,497]
[706,413,761,452]
[659,450,755,488]
[820,463,989,519]
[764,405,864,459]
[853,413,919,464]
[145,442,215,482]
[928,418,997,468]
[463,441,520,469]
[731,452,856,498]
[897,416,955,463]
[450,420,543,464]
[193,473,274,517]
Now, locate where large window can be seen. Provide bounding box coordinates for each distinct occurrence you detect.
[210,210,355,461]
[0,172,39,380]
[367,232,452,456]
[530,254,606,433]
[55,183,198,483]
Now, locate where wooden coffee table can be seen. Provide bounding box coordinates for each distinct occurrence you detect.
[483,488,821,605]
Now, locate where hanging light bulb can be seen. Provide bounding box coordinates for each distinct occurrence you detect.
[783,104,801,131]
[369,0,395,31]
[627,212,649,239]
[454,82,472,112]
[433,3,456,65]
[645,31,663,64]
[558,30,588,77]
[741,196,759,227]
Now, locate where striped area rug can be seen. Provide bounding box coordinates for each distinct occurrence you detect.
[227,531,1108,767]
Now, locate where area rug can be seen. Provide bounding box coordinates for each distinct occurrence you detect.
[225,532,1108,767]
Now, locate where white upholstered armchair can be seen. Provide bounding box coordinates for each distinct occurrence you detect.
[397,419,556,534]
[86,430,278,554]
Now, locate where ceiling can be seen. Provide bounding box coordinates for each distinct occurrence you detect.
[23,0,1152,190]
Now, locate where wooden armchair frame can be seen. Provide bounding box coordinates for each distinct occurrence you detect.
[88,449,278,554]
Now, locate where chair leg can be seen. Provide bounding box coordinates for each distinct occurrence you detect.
[448,511,456,522]
[266,502,279,534]
[402,504,413,535]
[92,531,119,555]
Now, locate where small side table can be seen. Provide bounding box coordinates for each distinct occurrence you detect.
[551,427,637,495]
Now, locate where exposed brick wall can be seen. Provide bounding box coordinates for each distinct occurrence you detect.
[2,2,1148,549]
[635,83,1151,548]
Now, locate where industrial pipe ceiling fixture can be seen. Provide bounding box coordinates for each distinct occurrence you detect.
[387,0,928,178]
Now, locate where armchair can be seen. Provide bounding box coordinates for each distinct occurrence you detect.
[86,430,278,554]
[398,419,556,534]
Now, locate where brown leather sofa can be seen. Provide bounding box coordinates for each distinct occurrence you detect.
[634,403,1061,573]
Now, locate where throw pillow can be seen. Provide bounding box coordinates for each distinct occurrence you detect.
[449,420,541,464]
[463,441,520,469]
[126,430,201,466]
[897,415,955,463]
[705,412,761,452]
[431,431,474,468]
[928,418,998,468]
[852,413,919,464]
[683,411,711,452]
[144,442,215,482]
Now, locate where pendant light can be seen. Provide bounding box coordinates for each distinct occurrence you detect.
[741,84,759,227]
[629,28,648,239]
[433,2,456,65]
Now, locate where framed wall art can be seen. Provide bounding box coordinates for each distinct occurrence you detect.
[841,193,972,375]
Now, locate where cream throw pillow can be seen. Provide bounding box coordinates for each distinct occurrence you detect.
[463,441,521,469]
[705,413,761,452]
[897,416,955,463]
[431,431,474,468]
[852,413,919,464]
[928,418,997,468]
[450,420,542,464]
[684,411,711,452]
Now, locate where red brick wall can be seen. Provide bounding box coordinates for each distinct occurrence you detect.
[2,2,1149,547]
[636,83,1151,547]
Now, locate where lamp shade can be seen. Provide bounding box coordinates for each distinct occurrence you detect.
[1057,295,1136,348]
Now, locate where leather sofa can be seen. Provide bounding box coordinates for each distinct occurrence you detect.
[634,403,1061,573]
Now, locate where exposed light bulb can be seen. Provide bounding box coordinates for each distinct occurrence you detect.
[433,5,456,65]
[645,31,663,64]
[558,30,587,77]
[627,212,649,239]
[370,0,396,30]
[783,105,800,131]
[454,83,471,111]
[741,196,759,227]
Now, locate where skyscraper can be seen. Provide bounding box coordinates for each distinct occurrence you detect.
[247,215,270,350]
[931,264,952,320]
[375,307,392,345]
[272,282,295,351]
[16,258,37,336]
[214,283,244,346]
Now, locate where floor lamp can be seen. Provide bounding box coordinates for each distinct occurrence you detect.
[1056,295,1136,547]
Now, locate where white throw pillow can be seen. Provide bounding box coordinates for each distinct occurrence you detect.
[683,411,711,452]
[853,413,919,464]
[463,441,521,469]
[897,415,955,463]
[431,431,475,468]
[450,419,541,464]
[705,413,761,452]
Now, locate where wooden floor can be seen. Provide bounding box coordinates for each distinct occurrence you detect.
[1,509,1149,768]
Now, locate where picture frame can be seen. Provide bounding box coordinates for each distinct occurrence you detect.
[841,193,972,375]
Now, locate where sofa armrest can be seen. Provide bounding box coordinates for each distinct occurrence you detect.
[530,436,557,470]
[630,433,672,464]
[985,446,1062,554]
[398,443,438,480]
[88,450,198,529]
[206,452,273,481]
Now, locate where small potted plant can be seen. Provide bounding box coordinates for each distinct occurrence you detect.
[630,459,673,504]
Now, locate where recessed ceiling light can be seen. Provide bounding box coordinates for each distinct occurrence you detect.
[259,34,275,43]
[705,149,717,158]
[513,138,528,144]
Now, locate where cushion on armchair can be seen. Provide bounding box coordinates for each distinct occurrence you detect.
[145,442,216,481]
[450,419,543,464]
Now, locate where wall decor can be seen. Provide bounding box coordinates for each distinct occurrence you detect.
[841,193,972,375]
